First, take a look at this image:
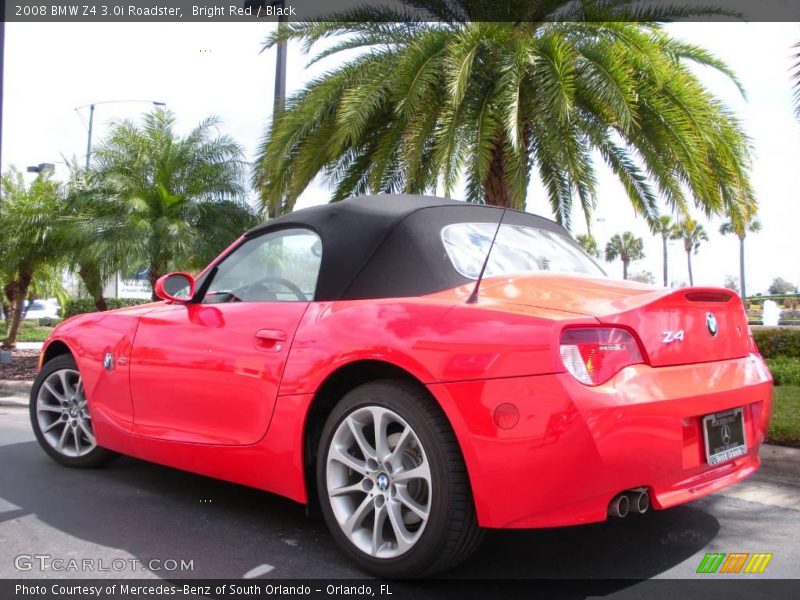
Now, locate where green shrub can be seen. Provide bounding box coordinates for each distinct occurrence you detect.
[752,327,800,359]
[766,357,800,387]
[63,298,153,319]
[749,294,800,308]
[37,317,61,327]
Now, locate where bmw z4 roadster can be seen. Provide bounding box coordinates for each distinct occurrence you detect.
[31,195,773,577]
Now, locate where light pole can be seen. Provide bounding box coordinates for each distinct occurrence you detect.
[245,0,288,217]
[0,0,5,177]
[244,0,288,115]
[272,1,288,117]
[75,101,164,300]
[76,100,166,170]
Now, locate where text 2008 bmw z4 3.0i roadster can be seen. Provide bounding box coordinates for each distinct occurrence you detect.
[31,195,773,577]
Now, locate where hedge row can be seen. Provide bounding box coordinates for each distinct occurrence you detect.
[747,295,800,307]
[766,357,800,386]
[752,327,800,360]
[63,298,153,319]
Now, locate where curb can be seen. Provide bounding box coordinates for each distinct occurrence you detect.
[758,444,800,483]
[0,395,28,408]
[0,379,34,398]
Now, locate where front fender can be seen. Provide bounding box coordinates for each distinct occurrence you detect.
[43,312,141,434]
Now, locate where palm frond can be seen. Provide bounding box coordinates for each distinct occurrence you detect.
[252,12,754,227]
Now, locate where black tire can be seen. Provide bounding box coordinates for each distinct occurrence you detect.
[317,379,483,578]
[29,354,117,468]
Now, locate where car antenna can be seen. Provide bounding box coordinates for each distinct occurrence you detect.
[466,203,509,304]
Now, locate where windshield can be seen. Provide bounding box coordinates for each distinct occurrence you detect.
[204,228,322,303]
[441,223,605,280]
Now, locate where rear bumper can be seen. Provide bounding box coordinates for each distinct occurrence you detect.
[428,354,773,529]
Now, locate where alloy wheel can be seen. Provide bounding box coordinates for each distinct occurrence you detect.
[35,368,97,458]
[325,405,432,559]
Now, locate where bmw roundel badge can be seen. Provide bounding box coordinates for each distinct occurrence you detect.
[706,312,718,337]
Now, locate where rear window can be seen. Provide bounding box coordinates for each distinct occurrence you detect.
[441,223,605,280]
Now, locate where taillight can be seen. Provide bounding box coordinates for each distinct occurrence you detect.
[749,332,760,355]
[559,327,644,386]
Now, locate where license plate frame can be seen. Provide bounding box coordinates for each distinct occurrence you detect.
[702,407,747,466]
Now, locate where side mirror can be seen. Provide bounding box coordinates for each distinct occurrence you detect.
[154,272,196,303]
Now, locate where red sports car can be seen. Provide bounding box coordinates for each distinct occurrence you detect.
[31,195,773,577]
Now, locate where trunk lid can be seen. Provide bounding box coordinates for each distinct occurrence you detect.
[476,274,751,367]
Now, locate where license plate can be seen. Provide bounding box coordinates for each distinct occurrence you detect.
[703,408,747,465]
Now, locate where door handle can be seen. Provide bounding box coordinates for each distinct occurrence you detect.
[254,329,288,352]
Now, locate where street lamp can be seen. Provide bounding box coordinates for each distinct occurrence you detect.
[26,163,56,174]
[76,100,166,170]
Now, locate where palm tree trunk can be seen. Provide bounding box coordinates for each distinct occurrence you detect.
[739,235,747,304]
[148,267,162,301]
[78,263,109,312]
[1,282,19,349]
[2,272,33,349]
[2,282,13,317]
[662,235,668,287]
[265,195,278,219]
[687,251,694,286]
[483,146,508,207]
[623,259,629,280]
[94,296,109,312]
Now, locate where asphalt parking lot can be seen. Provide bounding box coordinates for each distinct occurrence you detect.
[1,405,798,592]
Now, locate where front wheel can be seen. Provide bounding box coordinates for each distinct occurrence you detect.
[317,380,483,577]
[29,354,116,468]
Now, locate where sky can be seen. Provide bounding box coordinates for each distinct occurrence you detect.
[2,21,799,293]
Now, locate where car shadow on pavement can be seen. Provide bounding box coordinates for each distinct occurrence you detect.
[453,503,718,579]
[0,440,718,584]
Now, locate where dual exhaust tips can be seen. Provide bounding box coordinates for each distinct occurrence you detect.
[608,489,649,518]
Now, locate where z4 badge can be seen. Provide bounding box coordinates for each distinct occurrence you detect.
[662,330,685,344]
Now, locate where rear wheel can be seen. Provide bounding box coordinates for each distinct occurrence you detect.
[317,380,483,577]
[30,354,116,468]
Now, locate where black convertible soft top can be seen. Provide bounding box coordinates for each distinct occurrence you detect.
[244,194,569,301]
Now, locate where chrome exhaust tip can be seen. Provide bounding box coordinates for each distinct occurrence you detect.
[608,493,630,518]
[627,490,650,514]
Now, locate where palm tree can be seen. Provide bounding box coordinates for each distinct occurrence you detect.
[604,232,644,280]
[254,2,754,229]
[0,168,67,348]
[51,162,119,312]
[89,109,258,298]
[652,215,674,287]
[575,234,600,259]
[672,218,709,286]
[719,217,761,303]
